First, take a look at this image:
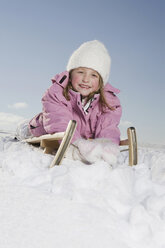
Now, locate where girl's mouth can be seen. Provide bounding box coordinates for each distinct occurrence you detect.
[79,84,90,89]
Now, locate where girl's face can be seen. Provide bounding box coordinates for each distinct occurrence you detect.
[70,67,100,97]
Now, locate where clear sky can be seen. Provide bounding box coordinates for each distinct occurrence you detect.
[0,0,164,144]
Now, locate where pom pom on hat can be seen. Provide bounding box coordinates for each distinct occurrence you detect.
[66,40,111,84]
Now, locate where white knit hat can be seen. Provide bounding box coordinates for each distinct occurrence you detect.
[66,40,111,84]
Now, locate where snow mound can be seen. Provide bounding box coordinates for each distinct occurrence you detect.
[0,135,165,248]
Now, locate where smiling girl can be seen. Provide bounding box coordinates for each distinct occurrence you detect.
[28,40,122,165]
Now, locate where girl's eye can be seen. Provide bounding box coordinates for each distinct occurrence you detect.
[92,74,98,78]
[77,71,83,74]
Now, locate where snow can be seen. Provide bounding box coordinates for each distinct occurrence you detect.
[0,120,165,248]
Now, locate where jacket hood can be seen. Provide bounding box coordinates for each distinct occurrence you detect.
[51,71,69,88]
[104,83,120,94]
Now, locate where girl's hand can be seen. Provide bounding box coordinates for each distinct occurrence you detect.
[65,138,120,166]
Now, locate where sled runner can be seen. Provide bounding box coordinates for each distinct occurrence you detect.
[25,120,138,168]
[120,127,138,166]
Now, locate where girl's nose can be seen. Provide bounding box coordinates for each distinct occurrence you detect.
[82,73,89,83]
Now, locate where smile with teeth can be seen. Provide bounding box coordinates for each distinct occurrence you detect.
[79,84,91,89]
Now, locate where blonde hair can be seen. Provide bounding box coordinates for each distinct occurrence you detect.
[63,70,114,111]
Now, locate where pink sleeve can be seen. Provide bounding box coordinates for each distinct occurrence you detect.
[42,84,81,142]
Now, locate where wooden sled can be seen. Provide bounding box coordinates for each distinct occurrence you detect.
[25,120,138,168]
[25,120,77,168]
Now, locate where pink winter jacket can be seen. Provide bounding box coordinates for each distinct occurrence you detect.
[29,71,122,144]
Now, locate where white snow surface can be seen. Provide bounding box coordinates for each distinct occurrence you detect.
[0,125,165,248]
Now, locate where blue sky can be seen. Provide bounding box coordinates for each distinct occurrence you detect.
[0,0,164,144]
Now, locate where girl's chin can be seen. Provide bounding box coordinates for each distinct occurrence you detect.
[80,91,91,97]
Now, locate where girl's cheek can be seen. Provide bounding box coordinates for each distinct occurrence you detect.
[73,75,81,82]
[93,79,100,90]
[93,78,99,85]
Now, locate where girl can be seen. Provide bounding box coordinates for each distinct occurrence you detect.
[28,40,122,165]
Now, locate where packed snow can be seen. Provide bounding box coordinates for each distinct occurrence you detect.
[0,116,165,248]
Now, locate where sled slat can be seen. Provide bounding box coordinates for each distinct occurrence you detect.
[25,132,65,143]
